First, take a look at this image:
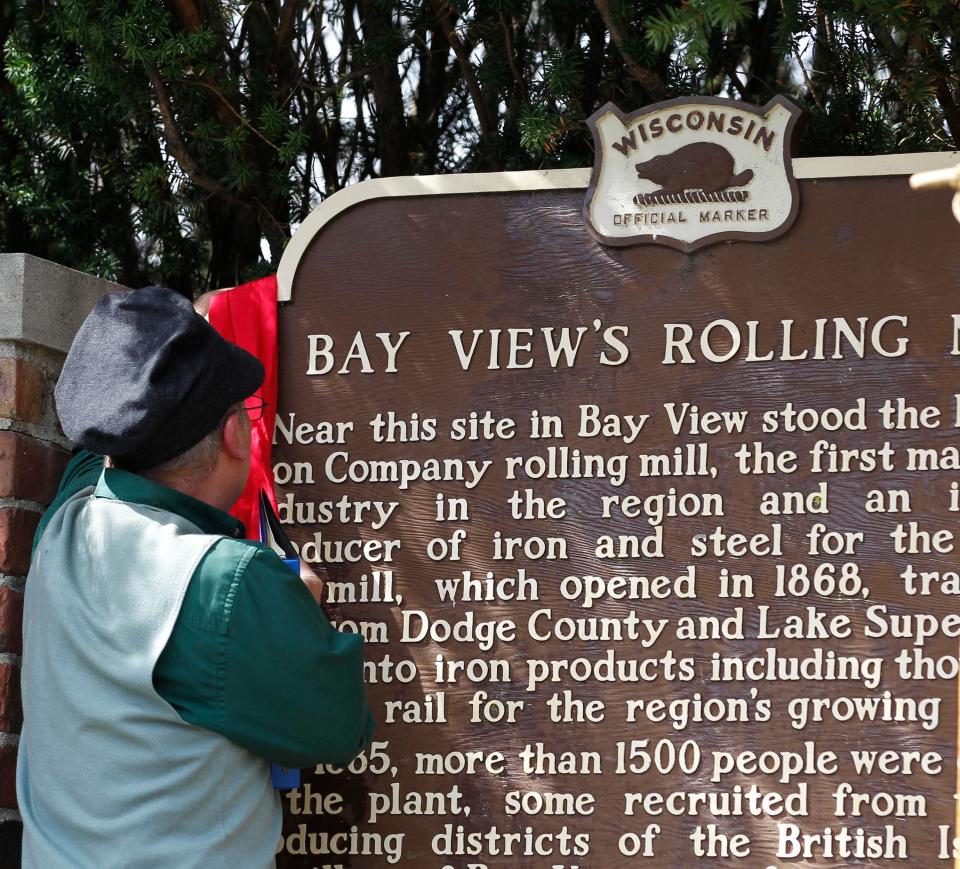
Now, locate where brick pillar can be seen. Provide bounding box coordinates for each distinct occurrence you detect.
[0,255,121,866]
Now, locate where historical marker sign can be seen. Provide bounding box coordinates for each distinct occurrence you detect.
[271,107,960,867]
[584,96,802,250]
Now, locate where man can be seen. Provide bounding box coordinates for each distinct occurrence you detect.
[17,286,374,868]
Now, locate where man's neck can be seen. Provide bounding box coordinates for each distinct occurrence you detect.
[141,470,234,513]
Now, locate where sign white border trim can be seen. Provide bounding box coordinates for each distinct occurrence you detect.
[277,151,960,301]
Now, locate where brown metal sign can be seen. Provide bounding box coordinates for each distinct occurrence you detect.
[274,150,960,867]
[584,96,803,250]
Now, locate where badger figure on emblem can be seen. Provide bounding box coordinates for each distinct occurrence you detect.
[634,142,753,205]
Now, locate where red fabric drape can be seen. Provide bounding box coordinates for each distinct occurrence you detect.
[208,274,279,538]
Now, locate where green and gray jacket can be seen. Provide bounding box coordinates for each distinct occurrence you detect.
[18,452,374,868]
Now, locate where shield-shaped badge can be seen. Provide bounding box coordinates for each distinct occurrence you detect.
[584,96,803,251]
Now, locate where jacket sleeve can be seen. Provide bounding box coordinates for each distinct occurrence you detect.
[219,547,376,767]
[32,450,104,553]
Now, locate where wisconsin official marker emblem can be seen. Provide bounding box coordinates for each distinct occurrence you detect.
[584,96,803,250]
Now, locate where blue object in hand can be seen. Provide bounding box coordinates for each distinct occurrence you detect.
[269,552,302,790]
[259,490,304,791]
[271,764,301,789]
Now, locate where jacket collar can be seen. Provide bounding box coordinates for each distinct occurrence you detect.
[95,468,245,539]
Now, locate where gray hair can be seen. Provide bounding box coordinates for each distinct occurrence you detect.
[107,402,244,484]
[141,427,222,483]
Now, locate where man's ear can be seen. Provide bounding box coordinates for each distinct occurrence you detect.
[221,410,249,461]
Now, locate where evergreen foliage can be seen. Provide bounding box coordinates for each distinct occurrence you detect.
[0,0,957,292]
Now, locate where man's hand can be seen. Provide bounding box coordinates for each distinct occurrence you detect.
[300,560,325,604]
[193,287,231,320]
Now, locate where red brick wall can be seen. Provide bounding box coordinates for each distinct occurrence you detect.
[0,353,69,866]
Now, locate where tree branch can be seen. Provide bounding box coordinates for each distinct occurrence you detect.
[918,35,960,146]
[355,0,411,174]
[277,0,302,46]
[791,42,821,108]
[592,0,666,98]
[168,0,242,128]
[500,12,526,100]
[144,59,250,210]
[169,0,204,32]
[931,74,960,146]
[430,0,496,140]
[177,77,279,149]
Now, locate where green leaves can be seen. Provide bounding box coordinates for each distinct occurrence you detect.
[224,159,255,191]
[220,126,248,157]
[518,105,557,152]
[543,48,584,100]
[77,249,121,281]
[132,165,168,203]
[646,0,752,57]
[277,127,308,165]
[258,104,288,140]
